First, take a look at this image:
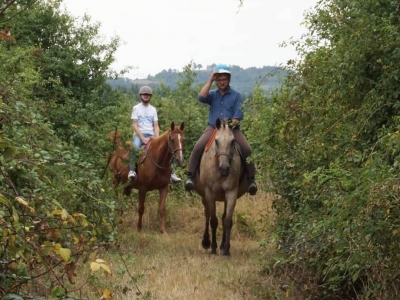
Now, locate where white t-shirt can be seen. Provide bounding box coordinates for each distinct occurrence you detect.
[131,102,158,135]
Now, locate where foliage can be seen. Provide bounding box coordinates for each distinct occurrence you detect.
[0,1,128,297]
[11,0,130,159]
[249,0,400,298]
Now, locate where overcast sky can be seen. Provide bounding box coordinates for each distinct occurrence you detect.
[62,0,317,79]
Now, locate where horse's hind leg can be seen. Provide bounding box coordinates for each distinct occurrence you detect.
[208,200,218,255]
[137,190,146,231]
[201,197,211,250]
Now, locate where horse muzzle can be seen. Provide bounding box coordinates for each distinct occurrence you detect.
[173,154,184,166]
[219,165,230,177]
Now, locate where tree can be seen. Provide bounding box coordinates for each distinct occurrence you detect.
[247,0,400,297]
[0,1,129,296]
[11,0,130,154]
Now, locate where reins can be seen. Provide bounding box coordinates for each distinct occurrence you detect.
[145,130,182,170]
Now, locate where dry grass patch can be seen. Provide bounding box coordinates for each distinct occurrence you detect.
[77,190,280,299]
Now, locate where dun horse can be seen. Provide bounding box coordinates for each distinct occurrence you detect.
[108,121,185,233]
[193,118,249,256]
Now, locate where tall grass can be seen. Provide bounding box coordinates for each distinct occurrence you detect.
[73,190,279,299]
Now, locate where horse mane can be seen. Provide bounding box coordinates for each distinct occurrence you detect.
[149,125,183,152]
[148,129,170,152]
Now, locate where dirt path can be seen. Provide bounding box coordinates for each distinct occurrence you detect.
[87,192,275,300]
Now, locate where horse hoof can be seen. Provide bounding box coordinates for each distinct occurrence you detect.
[202,239,211,250]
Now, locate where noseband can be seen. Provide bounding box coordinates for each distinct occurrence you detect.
[215,147,235,161]
[213,141,236,167]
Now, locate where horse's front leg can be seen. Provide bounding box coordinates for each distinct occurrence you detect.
[137,190,146,231]
[210,204,218,255]
[158,185,168,234]
[220,191,238,256]
[201,197,211,250]
[220,201,227,252]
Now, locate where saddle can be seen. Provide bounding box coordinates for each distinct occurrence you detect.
[121,142,152,169]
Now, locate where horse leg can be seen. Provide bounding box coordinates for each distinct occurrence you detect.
[201,197,211,249]
[220,192,237,256]
[158,186,168,234]
[137,190,146,231]
[220,202,227,252]
[210,209,218,254]
[113,175,120,196]
[206,195,218,255]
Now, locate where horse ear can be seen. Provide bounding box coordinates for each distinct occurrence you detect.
[180,122,184,131]
[216,118,221,129]
[170,121,175,131]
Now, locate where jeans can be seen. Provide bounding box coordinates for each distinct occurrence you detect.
[130,133,153,171]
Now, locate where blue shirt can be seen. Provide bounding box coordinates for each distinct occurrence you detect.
[197,87,244,128]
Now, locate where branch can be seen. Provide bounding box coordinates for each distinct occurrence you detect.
[0,0,18,18]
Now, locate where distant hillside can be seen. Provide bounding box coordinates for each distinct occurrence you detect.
[108,65,286,95]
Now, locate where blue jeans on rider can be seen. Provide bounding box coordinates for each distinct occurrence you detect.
[130,133,153,171]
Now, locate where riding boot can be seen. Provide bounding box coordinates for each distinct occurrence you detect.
[184,172,195,191]
[248,177,258,196]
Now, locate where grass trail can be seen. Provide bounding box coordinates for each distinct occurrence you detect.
[82,191,277,300]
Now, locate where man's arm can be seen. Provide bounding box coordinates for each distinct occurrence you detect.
[230,93,244,126]
[153,121,160,137]
[132,120,145,142]
[199,71,218,98]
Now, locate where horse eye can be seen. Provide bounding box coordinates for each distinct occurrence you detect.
[215,139,219,146]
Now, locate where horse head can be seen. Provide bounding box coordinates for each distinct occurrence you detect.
[214,118,236,177]
[168,121,185,166]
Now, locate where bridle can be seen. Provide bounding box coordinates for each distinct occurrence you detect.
[147,130,183,170]
[213,141,237,167]
[167,130,183,158]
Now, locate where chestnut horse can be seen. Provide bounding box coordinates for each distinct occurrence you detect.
[108,121,185,233]
[193,118,249,256]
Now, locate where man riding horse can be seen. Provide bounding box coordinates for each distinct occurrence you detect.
[129,86,181,184]
[184,64,257,195]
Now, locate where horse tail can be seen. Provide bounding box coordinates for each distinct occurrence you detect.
[101,126,119,179]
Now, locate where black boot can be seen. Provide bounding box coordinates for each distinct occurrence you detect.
[184,172,195,191]
[248,177,258,195]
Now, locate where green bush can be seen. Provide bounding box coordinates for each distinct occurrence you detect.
[248,0,400,298]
